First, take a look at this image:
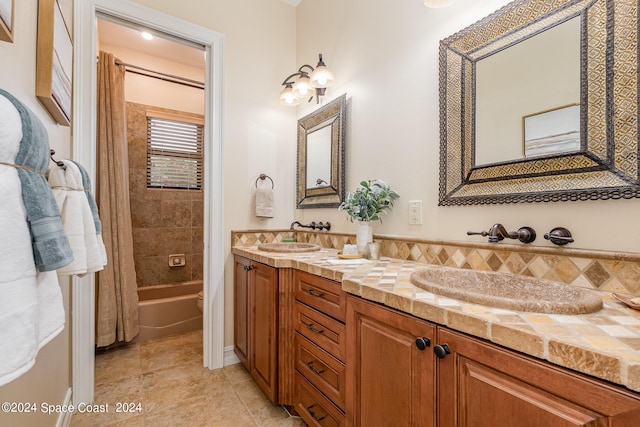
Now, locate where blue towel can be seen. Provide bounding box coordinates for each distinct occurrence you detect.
[69,159,102,234]
[0,89,73,272]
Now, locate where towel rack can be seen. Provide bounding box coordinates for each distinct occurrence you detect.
[50,149,67,170]
[255,173,274,189]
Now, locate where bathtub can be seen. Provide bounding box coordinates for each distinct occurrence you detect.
[136,280,203,342]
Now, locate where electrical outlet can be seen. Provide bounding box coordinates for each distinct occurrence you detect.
[409,200,422,225]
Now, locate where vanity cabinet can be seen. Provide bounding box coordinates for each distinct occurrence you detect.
[345,294,640,427]
[345,295,436,427]
[233,256,278,403]
[293,270,347,427]
[437,328,640,427]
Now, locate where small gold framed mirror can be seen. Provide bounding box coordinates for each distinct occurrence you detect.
[296,94,347,208]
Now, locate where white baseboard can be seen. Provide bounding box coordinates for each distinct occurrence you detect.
[224,345,240,366]
[56,388,73,427]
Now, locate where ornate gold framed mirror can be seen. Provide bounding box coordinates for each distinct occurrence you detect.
[439,0,639,205]
[296,94,346,208]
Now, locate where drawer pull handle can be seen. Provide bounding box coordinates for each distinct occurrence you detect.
[308,289,324,297]
[307,405,326,422]
[307,361,325,375]
[306,323,325,334]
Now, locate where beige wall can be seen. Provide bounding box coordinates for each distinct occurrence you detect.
[0,0,72,426]
[294,0,640,255]
[100,42,206,115]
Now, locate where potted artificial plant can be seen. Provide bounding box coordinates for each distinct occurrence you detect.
[338,179,400,253]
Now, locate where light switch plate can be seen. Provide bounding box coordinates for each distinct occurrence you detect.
[409,200,422,225]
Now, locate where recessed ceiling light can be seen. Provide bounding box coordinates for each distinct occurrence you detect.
[141,31,154,41]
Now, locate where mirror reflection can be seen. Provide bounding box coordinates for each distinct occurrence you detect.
[306,125,332,189]
[475,16,581,165]
[296,94,346,209]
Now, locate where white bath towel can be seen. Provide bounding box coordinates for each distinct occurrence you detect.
[0,93,65,386]
[255,187,274,218]
[48,159,107,276]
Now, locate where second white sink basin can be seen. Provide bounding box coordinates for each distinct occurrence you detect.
[410,265,602,315]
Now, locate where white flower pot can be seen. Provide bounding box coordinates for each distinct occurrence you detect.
[356,221,373,254]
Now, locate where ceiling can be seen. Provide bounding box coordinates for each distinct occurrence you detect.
[97,1,300,70]
[97,18,205,69]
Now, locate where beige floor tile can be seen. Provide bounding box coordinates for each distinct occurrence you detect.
[95,344,142,385]
[233,377,292,426]
[71,330,309,426]
[139,331,203,373]
[222,361,252,385]
[71,377,145,427]
[142,363,227,413]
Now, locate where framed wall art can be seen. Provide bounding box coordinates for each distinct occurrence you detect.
[523,104,580,158]
[0,0,14,43]
[36,0,72,126]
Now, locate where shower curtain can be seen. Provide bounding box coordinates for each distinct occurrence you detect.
[95,51,139,347]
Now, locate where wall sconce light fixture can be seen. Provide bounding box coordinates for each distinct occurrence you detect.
[279,53,335,106]
[424,0,456,7]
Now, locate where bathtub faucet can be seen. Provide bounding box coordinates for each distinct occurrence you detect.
[290,221,331,231]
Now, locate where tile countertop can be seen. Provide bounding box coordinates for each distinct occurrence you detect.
[232,246,640,393]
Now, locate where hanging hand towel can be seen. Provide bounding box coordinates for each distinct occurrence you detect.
[49,160,107,276]
[0,94,65,386]
[0,89,73,272]
[255,187,274,218]
[70,159,108,268]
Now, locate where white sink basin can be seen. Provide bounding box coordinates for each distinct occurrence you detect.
[257,242,321,253]
[410,265,602,315]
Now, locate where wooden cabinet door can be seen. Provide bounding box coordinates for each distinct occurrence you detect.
[250,262,279,403]
[437,328,640,427]
[346,295,436,427]
[233,256,251,369]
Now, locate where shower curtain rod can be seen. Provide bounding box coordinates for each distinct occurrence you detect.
[114,59,205,90]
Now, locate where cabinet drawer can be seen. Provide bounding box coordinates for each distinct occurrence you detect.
[295,334,346,410]
[295,270,346,322]
[295,302,346,361]
[295,373,345,427]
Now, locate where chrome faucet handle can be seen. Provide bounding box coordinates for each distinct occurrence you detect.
[544,227,574,245]
[467,230,489,237]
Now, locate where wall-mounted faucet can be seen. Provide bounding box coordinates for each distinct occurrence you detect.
[467,224,536,244]
[544,227,574,245]
[290,221,331,231]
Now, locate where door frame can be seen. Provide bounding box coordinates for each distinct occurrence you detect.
[72,0,225,403]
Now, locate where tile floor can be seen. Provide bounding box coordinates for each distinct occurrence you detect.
[71,330,307,427]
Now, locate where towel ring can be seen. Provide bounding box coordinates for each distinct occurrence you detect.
[255,173,274,189]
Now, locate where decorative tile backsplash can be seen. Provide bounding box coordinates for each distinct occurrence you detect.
[232,229,640,297]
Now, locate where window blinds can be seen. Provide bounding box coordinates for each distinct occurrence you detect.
[146,115,203,190]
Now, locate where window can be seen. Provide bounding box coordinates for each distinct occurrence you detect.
[146,113,203,190]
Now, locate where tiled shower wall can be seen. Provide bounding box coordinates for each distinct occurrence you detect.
[127,102,204,287]
[232,230,640,297]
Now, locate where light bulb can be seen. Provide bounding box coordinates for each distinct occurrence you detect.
[310,65,335,88]
[292,75,314,98]
[141,31,154,40]
[279,85,300,106]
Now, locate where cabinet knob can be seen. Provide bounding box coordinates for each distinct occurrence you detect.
[243,265,253,271]
[415,337,431,350]
[434,344,451,359]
